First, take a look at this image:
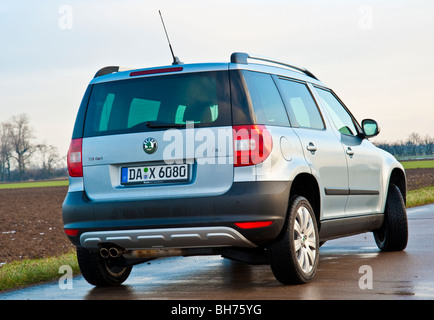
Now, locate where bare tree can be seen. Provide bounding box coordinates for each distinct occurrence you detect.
[408,132,422,145]
[0,122,13,181]
[6,113,35,180]
[37,143,62,175]
[423,135,434,156]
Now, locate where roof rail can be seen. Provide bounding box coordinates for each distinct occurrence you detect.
[94,66,132,78]
[230,52,319,80]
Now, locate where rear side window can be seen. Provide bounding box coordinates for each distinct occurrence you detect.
[83,71,230,137]
[277,79,325,130]
[242,71,289,126]
[230,70,289,127]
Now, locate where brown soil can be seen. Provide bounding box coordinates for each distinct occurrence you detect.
[405,168,434,191]
[0,186,74,264]
[0,169,433,264]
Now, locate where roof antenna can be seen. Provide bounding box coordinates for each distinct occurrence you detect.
[158,10,183,65]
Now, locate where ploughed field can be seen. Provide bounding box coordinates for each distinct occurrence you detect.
[0,186,73,264]
[0,168,433,264]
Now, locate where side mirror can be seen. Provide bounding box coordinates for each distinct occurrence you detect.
[361,119,380,138]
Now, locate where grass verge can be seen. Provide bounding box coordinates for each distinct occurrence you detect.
[407,186,434,208]
[0,180,68,189]
[0,250,79,292]
[401,159,434,169]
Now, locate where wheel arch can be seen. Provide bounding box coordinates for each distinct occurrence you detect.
[289,173,321,229]
[388,167,407,204]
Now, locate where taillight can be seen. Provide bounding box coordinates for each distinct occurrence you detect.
[235,221,273,229]
[67,138,83,177]
[233,125,273,167]
[64,229,79,236]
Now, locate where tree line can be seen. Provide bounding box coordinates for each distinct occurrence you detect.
[374,132,434,159]
[0,114,66,182]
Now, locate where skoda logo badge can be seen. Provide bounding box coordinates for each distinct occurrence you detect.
[143,138,158,154]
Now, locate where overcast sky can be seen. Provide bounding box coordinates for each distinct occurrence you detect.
[1,0,433,157]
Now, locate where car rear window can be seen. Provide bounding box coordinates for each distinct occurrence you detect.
[83,71,231,137]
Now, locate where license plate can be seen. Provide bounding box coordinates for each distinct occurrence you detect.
[121,164,189,185]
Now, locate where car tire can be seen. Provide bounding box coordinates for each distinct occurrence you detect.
[76,247,132,286]
[268,196,319,284]
[373,183,408,252]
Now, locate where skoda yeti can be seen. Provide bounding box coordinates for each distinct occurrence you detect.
[63,52,408,286]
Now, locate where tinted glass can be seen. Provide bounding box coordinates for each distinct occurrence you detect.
[277,79,325,130]
[242,71,289,126]
[315,88,358,136]
[83,71,230,137]
[72,85,92,139]
[230,70,252,125]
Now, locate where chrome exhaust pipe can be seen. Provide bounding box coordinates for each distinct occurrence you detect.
[109,247,123,258]
[99,247,110,259]
[100,247,125,258]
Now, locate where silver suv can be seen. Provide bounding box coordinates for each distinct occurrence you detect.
[63,52,408,286]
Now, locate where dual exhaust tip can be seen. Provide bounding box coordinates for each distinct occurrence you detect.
[99,247,123,259]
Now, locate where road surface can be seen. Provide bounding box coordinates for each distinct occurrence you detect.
[1,204,434,301]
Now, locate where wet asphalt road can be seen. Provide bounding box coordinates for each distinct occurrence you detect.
[2,204,434,301]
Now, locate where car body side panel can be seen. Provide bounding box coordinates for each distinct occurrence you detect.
[309,84,402,217]
[255,126,311,183]
[341,136,383,216]
[291,127,349,220]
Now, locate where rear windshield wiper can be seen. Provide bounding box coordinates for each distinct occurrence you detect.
[145,121,187,128]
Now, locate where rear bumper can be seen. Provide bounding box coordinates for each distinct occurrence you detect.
[80,226,257,250]
[62,181,291,249]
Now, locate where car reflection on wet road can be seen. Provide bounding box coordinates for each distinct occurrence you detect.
[2,204,434,300]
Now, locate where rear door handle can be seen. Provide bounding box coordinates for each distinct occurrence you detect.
[346,147,354,156]
[306,142,317,153]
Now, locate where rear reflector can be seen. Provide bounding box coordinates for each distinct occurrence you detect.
[67,138,83,177]
[233,125,273,167]
[64,229,79,236]
[130,67,183,77]
[235,221,273,229]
